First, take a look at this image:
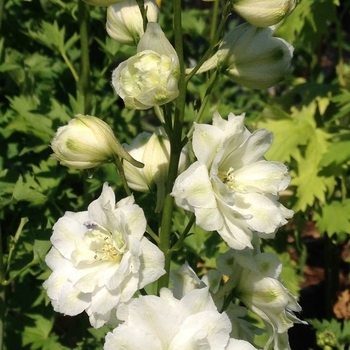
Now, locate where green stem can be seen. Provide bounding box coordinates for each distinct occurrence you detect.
[185,1,232,84]
[209,0,220,43]
[113,156,132,196]
[169,213,195,253]
[0,227,5,350]
[213,269,241,303]
[1,260,38,287]
[135,0,147,32]
[6,218,29,274]
[61,51,79,82]
[0,0,4,34]
[183,70,219,146]
[157,0,186,292]
[78,0,92,114]
[323,234,339,318]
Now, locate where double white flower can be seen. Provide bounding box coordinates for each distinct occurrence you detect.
[171,111,293,250]
[104,287,258,350]
[112,22,179,110]
[43,183,165,328]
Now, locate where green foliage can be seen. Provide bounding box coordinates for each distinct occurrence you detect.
[1,0,350,348]
[308,318,350,350]
[314,199,350,237]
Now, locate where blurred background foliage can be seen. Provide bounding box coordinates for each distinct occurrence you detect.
[0,0,350,349]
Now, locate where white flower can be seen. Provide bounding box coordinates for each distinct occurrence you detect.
[171,111,293,250]
[216,244,306,350]
[232,0,297,27]
[112,22,180,110]
[106,0,159,46]
[171,263,259,344]
[43,183,165,328]
[104,287,258,350]
[192,23,293,89]
[51,114,143,170]
[123,127,189,212]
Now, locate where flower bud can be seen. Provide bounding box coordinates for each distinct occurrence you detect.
[232,0,297,27]
[51,114,143,171]
[193,23,293,89]
[106,0,159,46]
[83,0,123,7]
[111,22,180,110]
[123,127,189,212]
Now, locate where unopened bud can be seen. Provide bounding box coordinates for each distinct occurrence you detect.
[106,0,159,46]
[123,127,189,211]
[192,23,293,89]
[233,0,298,27]
[51,114,143,171]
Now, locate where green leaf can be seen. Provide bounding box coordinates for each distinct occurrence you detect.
[12,176,46,203]
[291,128,335,212]
[33,240,51,266]
[22,314,59,350]
[257,102,317,163]
[319,140,350,167]
[314,199,350,236]
[7,95,54,141]
[27,21,66,53]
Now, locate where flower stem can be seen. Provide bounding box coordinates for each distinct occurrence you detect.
[61,51,79,82]
[78,0,92,114]
[183,70,219,146]
[0,226,5,350]
[185,1,232,83]
[157,0,186,292]
[6,218,29,274]
[113,155,132,196]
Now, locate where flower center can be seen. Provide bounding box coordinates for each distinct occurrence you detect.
[218,167,236,192]
[85,223,124,263]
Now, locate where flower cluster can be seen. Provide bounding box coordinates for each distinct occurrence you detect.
[44,0,305,349]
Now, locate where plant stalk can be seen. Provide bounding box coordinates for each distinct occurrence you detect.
[78,0,92,114]
[0,226,5,350]
[157,0,186,292]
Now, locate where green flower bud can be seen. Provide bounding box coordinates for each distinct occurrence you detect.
[106,0,159,46]
[51,114,143,171]
[192,23,293,89]
[232,0,298,27]
[112,22,180,110]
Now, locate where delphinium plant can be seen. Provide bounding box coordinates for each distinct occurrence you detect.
[42,0,306,349]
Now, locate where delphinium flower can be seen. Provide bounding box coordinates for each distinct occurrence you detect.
[171,263,260,345]
[51,114,143,171]
[112,22,180,109]
[191,23,293,89]
[106,0,159,46]
[171,111,293,250]
[104,287,259,350]
[123,127,189,212]
[216,237,306,350]
[43,183,165,328]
